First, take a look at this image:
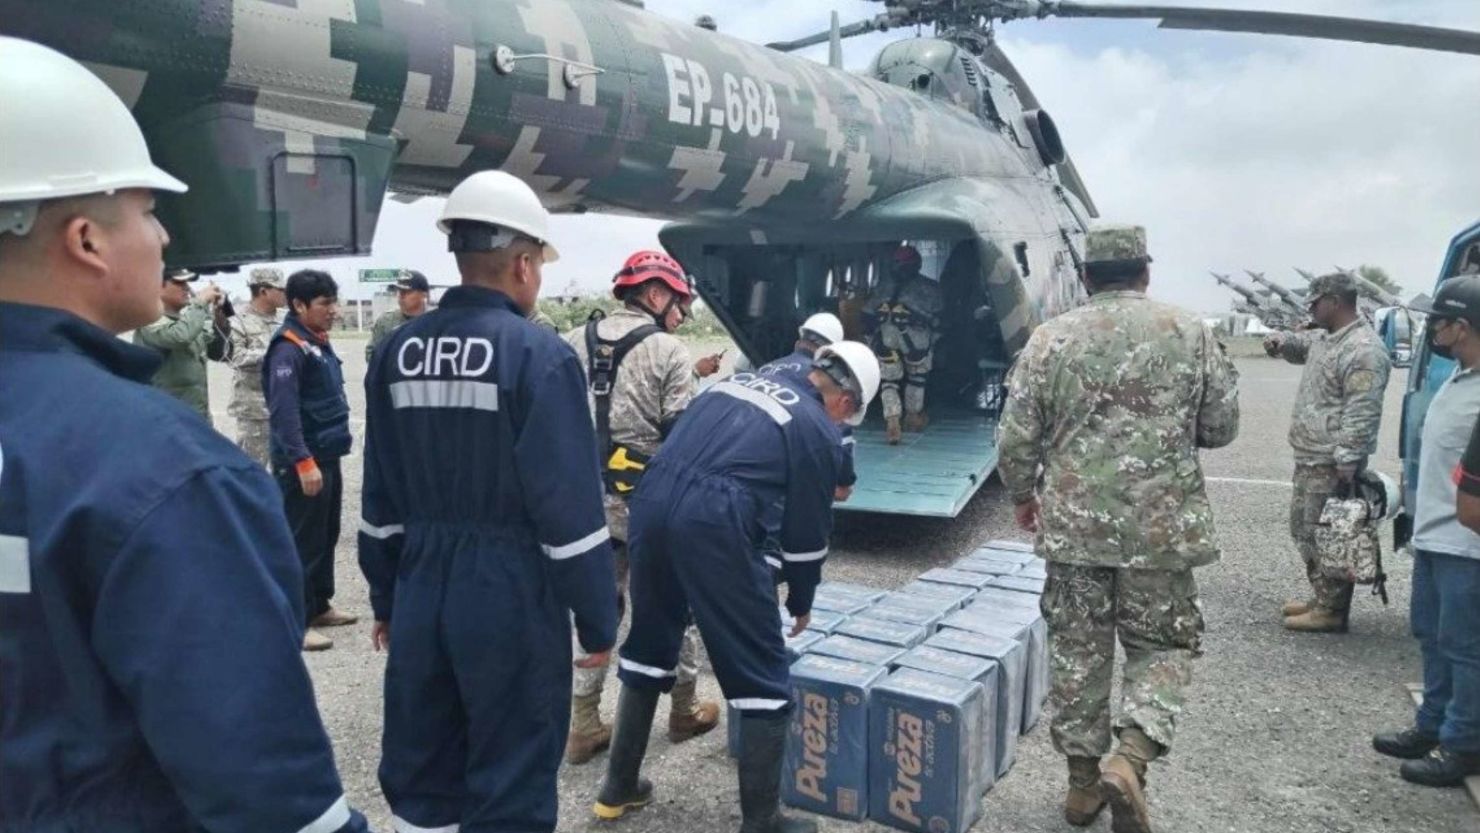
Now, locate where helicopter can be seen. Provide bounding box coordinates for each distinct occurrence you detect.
[2,0,1477,517]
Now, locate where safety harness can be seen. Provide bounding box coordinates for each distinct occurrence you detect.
[584,315,662,496]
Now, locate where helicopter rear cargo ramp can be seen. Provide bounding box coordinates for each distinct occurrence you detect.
[839,412,999,517]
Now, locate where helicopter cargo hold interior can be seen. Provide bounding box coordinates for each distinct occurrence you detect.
[682,239,1010,517]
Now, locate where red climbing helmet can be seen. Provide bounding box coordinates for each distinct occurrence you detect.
[612,250,692,300]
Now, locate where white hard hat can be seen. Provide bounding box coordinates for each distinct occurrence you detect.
[816,341,881,427]
[0,37,186,237]
[437,170,559,262]
[1356,470,1401,522]
[799,312,844,346]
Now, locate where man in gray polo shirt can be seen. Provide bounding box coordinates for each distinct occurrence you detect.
[1373,275,1480,786]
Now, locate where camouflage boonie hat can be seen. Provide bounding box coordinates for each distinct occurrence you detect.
[248,267,285,289]
[1085,225,1152,264]
[1308,271,1357,299]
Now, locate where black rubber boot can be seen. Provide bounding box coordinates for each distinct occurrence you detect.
[593,685,660,820]
[1373,726,1439,760]
[737,713,817,833]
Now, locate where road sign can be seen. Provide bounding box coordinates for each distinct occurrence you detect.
[359,268,405,283]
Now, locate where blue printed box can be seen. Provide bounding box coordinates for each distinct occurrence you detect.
[809,634,908,669]
[955,605,1048,734]
[951,556,1022,577]
[836,615,930,649]
[815,581,887,603]
[990,574,1045,596]
[894,646,1000,795]
[865,602,946,632]
[918,568,994,591]
[925,629,1024,777]
[896,581,976,611]
[868,669,985,833]
[783,654,888,820]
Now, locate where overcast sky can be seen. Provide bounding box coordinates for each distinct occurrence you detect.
[234,0,1480,315]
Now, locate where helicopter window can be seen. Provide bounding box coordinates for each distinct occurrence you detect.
[1014,241,1031,278]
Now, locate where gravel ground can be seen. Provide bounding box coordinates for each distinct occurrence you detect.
[206,345,1475,833]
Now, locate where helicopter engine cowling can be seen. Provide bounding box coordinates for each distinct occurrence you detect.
[1023,109,1066,167]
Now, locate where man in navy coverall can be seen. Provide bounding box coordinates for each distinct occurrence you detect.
[0,36,368,833]
[358,170,618,833]
[593,342,879,833]
[758,312,857,502]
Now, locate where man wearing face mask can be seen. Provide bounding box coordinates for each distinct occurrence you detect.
[1264,272,1392,632]
[1371,275,1480,787]
[560,250,721,765]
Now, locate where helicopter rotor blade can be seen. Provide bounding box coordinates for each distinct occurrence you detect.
[1045,3,1480,57]
[767,16,891,52]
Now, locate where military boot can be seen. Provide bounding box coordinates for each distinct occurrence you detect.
[1280,598,1314,617]
[302,628,332,652]
[594,686,659,821]
[1100,729,1159,833]
[1282,606,1348,633]
[737,714,817,833]
[903,410,929,433]
[1064,756,1106,826]
[668,680,720,743]
[567,691,612,765]
[886,416,902,445]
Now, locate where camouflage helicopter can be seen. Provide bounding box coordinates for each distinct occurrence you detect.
[3,0,1478,516]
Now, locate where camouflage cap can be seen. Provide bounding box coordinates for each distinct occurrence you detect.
[1308,271,1357,298]
[248,267,285,289]
[1085,225,1152,264]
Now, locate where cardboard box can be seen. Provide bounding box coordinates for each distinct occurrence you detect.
[865,602,946,632]
[895,581,976,611]
[893,646,1000,794]
[815,581,887,603]
[951,556,1023,577]
[809,634,907,669]
[868,668,985,833]
[972,545,1035,565]
[836,615,931,649]
[990,575,1045,595]
[786,629,824,662]
[924,629,1024,777]
[1015,561,1048,580]
[794,607,848,635]
[971,587,1040,611]
[783,653,888,820]
[811,593,873,615]
[956,606,1048,734]
[983,539,1035,553]
[918,568,994,591]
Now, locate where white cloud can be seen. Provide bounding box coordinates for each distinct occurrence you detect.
[241,0,1480,318]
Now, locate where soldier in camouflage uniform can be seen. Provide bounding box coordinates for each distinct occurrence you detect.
[225,267,286,466]
[365,270,429,361]
[1264,272,1391,632]
[866,244,943,443]
[561,250,720,764]
[529,305,558,333]
[133,268,227,423]
[998,225,1240,833]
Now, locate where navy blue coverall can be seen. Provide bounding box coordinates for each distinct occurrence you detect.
[758,349,856,490]
[0,302,366,833]
[358,286,618,833]
[617,370,841,714]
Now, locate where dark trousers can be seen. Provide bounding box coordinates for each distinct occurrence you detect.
[618,474,791,715]
[276,457,342,623]
[1413,549,1480,752]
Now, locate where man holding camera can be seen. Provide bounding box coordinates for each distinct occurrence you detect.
[133,266,228,423]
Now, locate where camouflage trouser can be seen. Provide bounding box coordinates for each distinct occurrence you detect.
[235,418,271,469]
[1290,464,1356,612]
[571,540,701,698]
[877,326,933,420]
[1041,562,1205,757]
